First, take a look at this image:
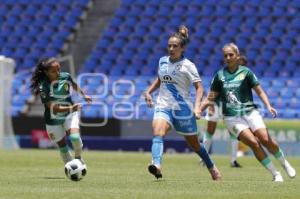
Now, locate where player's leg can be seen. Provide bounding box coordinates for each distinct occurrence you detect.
[204,120,217,152]
[65,112,84,161]
[225,117,282,181]
[248,110,296,178]
[229,133,242,168]
[46,125,73,164]
[184,135,221,181]
[56,137,73,163]
[254,128,296,178]
[148,118,171,179]
[238,129,283,182]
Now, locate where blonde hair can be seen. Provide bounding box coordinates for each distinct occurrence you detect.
[223,43,240,55]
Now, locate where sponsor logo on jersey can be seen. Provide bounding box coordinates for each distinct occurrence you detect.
[161,75,176,84]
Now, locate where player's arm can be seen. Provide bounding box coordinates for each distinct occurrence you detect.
[193,81,204,119]
[72,81,92,104]
[253,85,277,117]
[46,102,81,114]
[200,91,219,113]
[144,77,161,107]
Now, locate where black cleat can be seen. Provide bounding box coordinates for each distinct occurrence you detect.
[231,160,242,168]
[148,164,162,179]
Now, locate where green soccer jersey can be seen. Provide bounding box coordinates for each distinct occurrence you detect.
[210,66,259,117]
[39,72,74,125]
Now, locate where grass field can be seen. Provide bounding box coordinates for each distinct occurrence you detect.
[0,150,299,199]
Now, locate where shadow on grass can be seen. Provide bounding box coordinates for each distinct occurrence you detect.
[42,177,65,180]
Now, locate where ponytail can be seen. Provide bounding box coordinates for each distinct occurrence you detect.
[170,25,190,47]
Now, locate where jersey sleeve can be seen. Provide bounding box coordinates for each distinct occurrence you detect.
[66,73,75,84]
[247,69,259,88]
[39,83,51,104]
[210,73,222,92]
[187,63,201,83]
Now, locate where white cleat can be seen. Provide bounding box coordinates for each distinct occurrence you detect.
[273,171,284,182]
[283,160,296,178]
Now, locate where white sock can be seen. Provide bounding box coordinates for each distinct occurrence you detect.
[204,131,213,152]
[262,157,278,176]
[231,138,238,163]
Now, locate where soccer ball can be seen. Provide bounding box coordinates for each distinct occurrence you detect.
[64,159,87,181]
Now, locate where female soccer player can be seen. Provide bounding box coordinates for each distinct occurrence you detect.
[200,43,296,182]
[30,57,92,164]
[144,26,222,180]
[203,56,248,168]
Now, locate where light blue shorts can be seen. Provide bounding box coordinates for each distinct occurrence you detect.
[153,107,198,135]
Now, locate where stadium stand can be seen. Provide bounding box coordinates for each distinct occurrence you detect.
[2,0,299,119]
[0,0,91,115]
[79,0,300,119]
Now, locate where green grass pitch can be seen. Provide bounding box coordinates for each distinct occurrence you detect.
[0,149,299,199]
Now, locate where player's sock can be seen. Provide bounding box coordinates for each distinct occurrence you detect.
[274,148,286,166]
[230,134,238,163]
[204,131,213,152]
[274,148,296,178]
[261,157,278,176]
[151,136,163,167]
[59,145,73,164]
[69,132,83,159]
[196,143,214,169]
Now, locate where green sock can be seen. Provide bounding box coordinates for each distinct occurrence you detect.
[69,133,83,159]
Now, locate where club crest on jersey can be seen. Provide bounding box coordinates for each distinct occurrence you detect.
[175,64,182,71]
[235,73,246,81]
[64,83,69,91]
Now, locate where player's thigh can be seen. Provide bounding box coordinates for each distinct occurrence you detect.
[238,128,260,149]
[46,124,66,143]
[64,111,80,133]
[224,117,249,138]
[247,110,266,132]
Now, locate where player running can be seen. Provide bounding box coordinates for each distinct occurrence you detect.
[144,25,221,181]
[200,43,296,182]
[30,57,92,165]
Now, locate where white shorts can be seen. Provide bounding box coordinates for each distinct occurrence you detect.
[224,110,266,138]
[205,104,223,122]
[46,111,80,142]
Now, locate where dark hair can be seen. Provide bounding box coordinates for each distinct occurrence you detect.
[170,25,189,47]
[238,55,248,66]
[30,57,57,95]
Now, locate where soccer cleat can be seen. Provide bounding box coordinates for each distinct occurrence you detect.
[273,171,284,182]
[282,160,296,178]
[148,164,162,179]
[208,166,222,181]
[231,160,242,168]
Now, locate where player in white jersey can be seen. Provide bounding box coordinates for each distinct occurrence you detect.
[200,43,296,182]
[144,25,221,180]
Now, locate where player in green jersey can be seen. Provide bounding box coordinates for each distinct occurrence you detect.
[200,43,296,182]
[30,57,92,164]
[202,56,248,168]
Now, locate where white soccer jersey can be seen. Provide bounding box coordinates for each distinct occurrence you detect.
[156,56,201,110]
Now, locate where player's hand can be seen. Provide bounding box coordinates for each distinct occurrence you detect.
[83,95,92,104]
[268,106,277,118]
[72,103,82,112]
[144,92,154,107]
[194,107,202,119]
